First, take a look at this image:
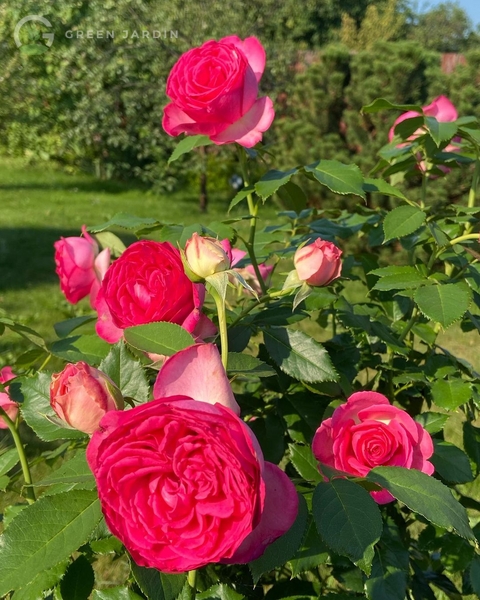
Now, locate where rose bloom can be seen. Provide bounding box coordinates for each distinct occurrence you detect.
[0,366,18,429]
[313,391,434,504]
[50,362,124,435]
[163,36,274,148]
[95,240,210,343]
[184,233,232,279]
[88,344,298,573]
[294,239,342,287]
[54,225,110,305]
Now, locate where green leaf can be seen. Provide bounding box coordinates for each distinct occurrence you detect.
[0,448,19,477]
[228,186,254,213]
[124,322,195,356]
[289,516,329,576]
[383,205,426,242]
[197,584,244,600]
[12,560,69,600]
[0,490,102,596]
[304,160,365,199]
[365,520,409,600]
[95,231,127,256]
[20,373,86,441]
[206,271,230,303]
[276,181,307,212]
[50,334,110,364]
[226,352,275,377]
[361,98,423,114]
[60,555,95,600]
[362,178,407,201]
[263,328,338,383]
[254,168,298,200]
[366,466,474,541]
[313,479,382,574]
[92,587,144,600]
[289,443,323,483]
[463,421,480,476]
[37,451,95,488]
[431,440,474,484]
[469,556,480,596]
[88,213,159,233]
[54,316,96,339]
[0,317,47,350]
[431,378,472,410]
[424,117,458,146]
[100,342,150,403]
[414,283,471,329]
[90,535,123,555]
[415,412,449,434]
[249,493,308,583]
[130,561,187,600]
[371,266,430,291]
[168,135,212,164]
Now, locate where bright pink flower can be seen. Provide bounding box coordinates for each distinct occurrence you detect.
[312,391,434,504]
[294,239,342,287]
[96,240,209,343]
[184,234,232,279]
[54,225,110,305]
[163,36,274,148]
[87,343,298,572]
[0,366,18,429]
[388,95,458,142]
[50,362,124,435]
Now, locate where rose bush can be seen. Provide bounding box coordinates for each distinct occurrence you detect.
[312,391,434,504]
[54,225,110,305]
[163,36,274,148]
[95,240,212,343]
[50,362,124,435]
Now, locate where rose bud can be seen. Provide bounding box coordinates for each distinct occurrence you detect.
[294,239,342,287]
[0,366,19,429]
[313,391,434,504]
[54,225,110,305]
[184,233,232,280]
[50,362,124,435]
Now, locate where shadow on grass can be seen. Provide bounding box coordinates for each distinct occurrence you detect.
[0,175,148,195]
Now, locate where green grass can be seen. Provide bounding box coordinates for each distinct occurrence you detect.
[0,156,276,358]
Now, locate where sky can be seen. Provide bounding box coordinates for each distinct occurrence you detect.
[422,0,480,26]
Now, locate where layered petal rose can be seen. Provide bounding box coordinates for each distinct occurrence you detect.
[0,366,18,429]
[54,225,110,305]
[96,240,209,343]
[294,239,342,287]
[163,36,274,148]
[312,391,434,504]
[88,343,298,572]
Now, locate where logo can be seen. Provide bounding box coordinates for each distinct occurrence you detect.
[14,15,54,54]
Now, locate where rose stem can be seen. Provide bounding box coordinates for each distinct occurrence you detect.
[237,146,268,296]
[0,406,36,504]
[210,286,229,371]
[187,569,197,598]
[464,158,480,235]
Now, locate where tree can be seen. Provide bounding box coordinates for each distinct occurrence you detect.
[408,1,473,52]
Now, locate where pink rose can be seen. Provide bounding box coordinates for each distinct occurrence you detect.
[87,343,298,572]
[96,240,210,343]
[0,366,18,429]
[163,36,274,148]
[54,225,110,305]
[294,239,342,287]
[184,233,232,279]
[50,362,124,435]
[388,95,458,143]
[312,391,434,504]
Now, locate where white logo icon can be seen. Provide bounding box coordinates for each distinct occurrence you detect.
[14,15,54,49]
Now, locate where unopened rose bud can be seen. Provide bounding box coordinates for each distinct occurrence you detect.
[50,362,124,435]
[294,239,342,287]
[184,233,232,279]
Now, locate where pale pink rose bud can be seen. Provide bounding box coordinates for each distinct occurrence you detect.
[294,239,342,287]
[50,362,124,435]
[0,366,19,429]
[184,233,232,279]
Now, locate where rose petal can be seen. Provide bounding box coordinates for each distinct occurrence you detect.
[210,96,275,148]
[221,36,266,82]
[163,102,227,137]
[423,95,457,122]
[94,289,123,343]
[224,462,298,563]
[153,343,240,415]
